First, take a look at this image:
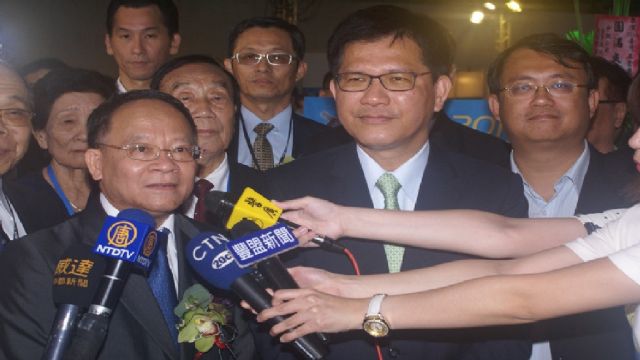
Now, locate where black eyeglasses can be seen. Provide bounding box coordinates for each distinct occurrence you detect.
[599,99,625,104]
[96,143,201,162]
[334,72,431,92]
[231,52,296,66]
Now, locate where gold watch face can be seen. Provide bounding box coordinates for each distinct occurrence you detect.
[363,315,389,337]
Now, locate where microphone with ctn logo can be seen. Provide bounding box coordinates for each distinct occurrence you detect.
[206,187,345,253]
[187,231,329,360]
[41,244,106,360]
[62,208,158,360]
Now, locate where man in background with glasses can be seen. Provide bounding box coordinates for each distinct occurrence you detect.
[0,62,32,244]
[487,33,636,360]
[224,17,326,172]
[257,6,532,360]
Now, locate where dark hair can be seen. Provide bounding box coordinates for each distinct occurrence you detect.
[487,33,596,95]
[19,58,68,78]
[590,56,631,102]
[32,68,115,131]
[227,17,305,60]
[149,54,239,107]
[326,5,455,79]
[87,90,196,148]
[106,0,179,36]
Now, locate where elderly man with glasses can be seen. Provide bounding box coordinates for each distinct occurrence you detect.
[254,6,534,360]
[485,33,636,360]
[223,17,326,172]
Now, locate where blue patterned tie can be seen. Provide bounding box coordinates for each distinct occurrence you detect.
[375,173,405,273]
[147,228,179,347]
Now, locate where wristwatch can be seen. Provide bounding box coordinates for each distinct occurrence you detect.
[362,293,389,337]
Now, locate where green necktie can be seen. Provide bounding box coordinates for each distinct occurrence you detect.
[375,173,404,273]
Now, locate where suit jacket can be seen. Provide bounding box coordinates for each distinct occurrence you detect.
[227,112,328,165]
[305,112,511,167]
[4,172,72,235]
[259,142,532,360]
[227,162,266,202]
[524,145,637,360]
[0,198,255,360]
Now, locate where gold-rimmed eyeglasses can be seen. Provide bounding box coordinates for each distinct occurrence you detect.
[96,143,201,162]
[0,108,33,127]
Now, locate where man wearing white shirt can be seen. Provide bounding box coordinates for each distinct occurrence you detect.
[259,6,532,360]
[0,62,32,243]
[0,91,255,360]
[224,17,326,171]
[105,0,181,93]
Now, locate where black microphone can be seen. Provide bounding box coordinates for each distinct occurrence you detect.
[63,209,158,360]
[205,190,345,253]
[42,244,106,360]
[187,231,329,360]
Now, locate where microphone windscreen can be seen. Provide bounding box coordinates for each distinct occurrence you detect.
[52,243,107,307]
[186,231,251,290]
[230,219,261,239]
[117,208,155,226]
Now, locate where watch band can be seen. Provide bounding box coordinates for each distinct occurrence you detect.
[367,294,387,316]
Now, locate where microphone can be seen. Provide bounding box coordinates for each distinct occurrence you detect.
[41,244,106,360]
[205,188,345,253]
[63,209,158,360]
[187,231,329,360]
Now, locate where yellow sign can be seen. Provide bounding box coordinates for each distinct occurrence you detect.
[226,187,282,230]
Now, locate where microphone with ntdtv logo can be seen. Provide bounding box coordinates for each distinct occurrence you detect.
[206,187,345,253]
[41,244,106,360]
[62,209,158,360]
[187,231,329,360]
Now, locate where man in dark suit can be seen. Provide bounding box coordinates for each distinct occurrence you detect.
[486,33,636,360]
[256,6,532,360]
[223,17,326,171]
[0,62,33,244]
[151,55,265,224]
[0,91,255,360]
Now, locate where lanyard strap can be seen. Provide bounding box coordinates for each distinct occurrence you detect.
[240,112,293,172]
[47,164,75,216]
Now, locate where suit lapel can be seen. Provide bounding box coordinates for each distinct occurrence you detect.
[415,145,463,211]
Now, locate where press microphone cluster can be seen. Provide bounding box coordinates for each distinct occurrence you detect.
[205,188,345,253]
[62,208,159,360]
[187,229,329,360]
[42,244,106,360]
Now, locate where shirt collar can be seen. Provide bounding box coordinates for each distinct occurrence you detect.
[357,142,429,209]
[99,193,175,232]
[115,78,127,94]
[199,153,230,191]
[240,105,292,136]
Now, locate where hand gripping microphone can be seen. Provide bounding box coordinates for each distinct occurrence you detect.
[187,231,329,360]
[205,188,345,253]
[63,208,158,360]
[41,244,106,360]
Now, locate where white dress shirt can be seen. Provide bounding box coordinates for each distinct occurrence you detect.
[184,153,230,218]
[0,178,26,240]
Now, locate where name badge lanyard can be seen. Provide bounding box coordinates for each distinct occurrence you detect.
[239,112,293,172]
[47,164,76,216]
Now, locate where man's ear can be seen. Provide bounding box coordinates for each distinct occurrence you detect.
[614,103,628,128]
[488,94,501,121]
[33,129,48,150]
[169,33,181,55]
[223,58,234,74]
[588,89,599,119]
[432,75,452,112]
[85,149,103,181]
[295,60,308,82]
[105,34,114,56]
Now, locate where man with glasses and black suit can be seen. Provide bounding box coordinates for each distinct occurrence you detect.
[485,33,636,360]
[224,17,326,172]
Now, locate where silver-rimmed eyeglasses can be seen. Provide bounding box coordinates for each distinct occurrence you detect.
[96,143,201,162]
[500,81,588,99]
[231,52,296,66]
[0,108,33,127]
[334,72,432,92]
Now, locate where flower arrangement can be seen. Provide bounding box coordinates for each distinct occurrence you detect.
[174,284,237,359]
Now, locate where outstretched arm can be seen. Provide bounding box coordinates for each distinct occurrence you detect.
[279,197,586,258]
[260,256,640,342]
